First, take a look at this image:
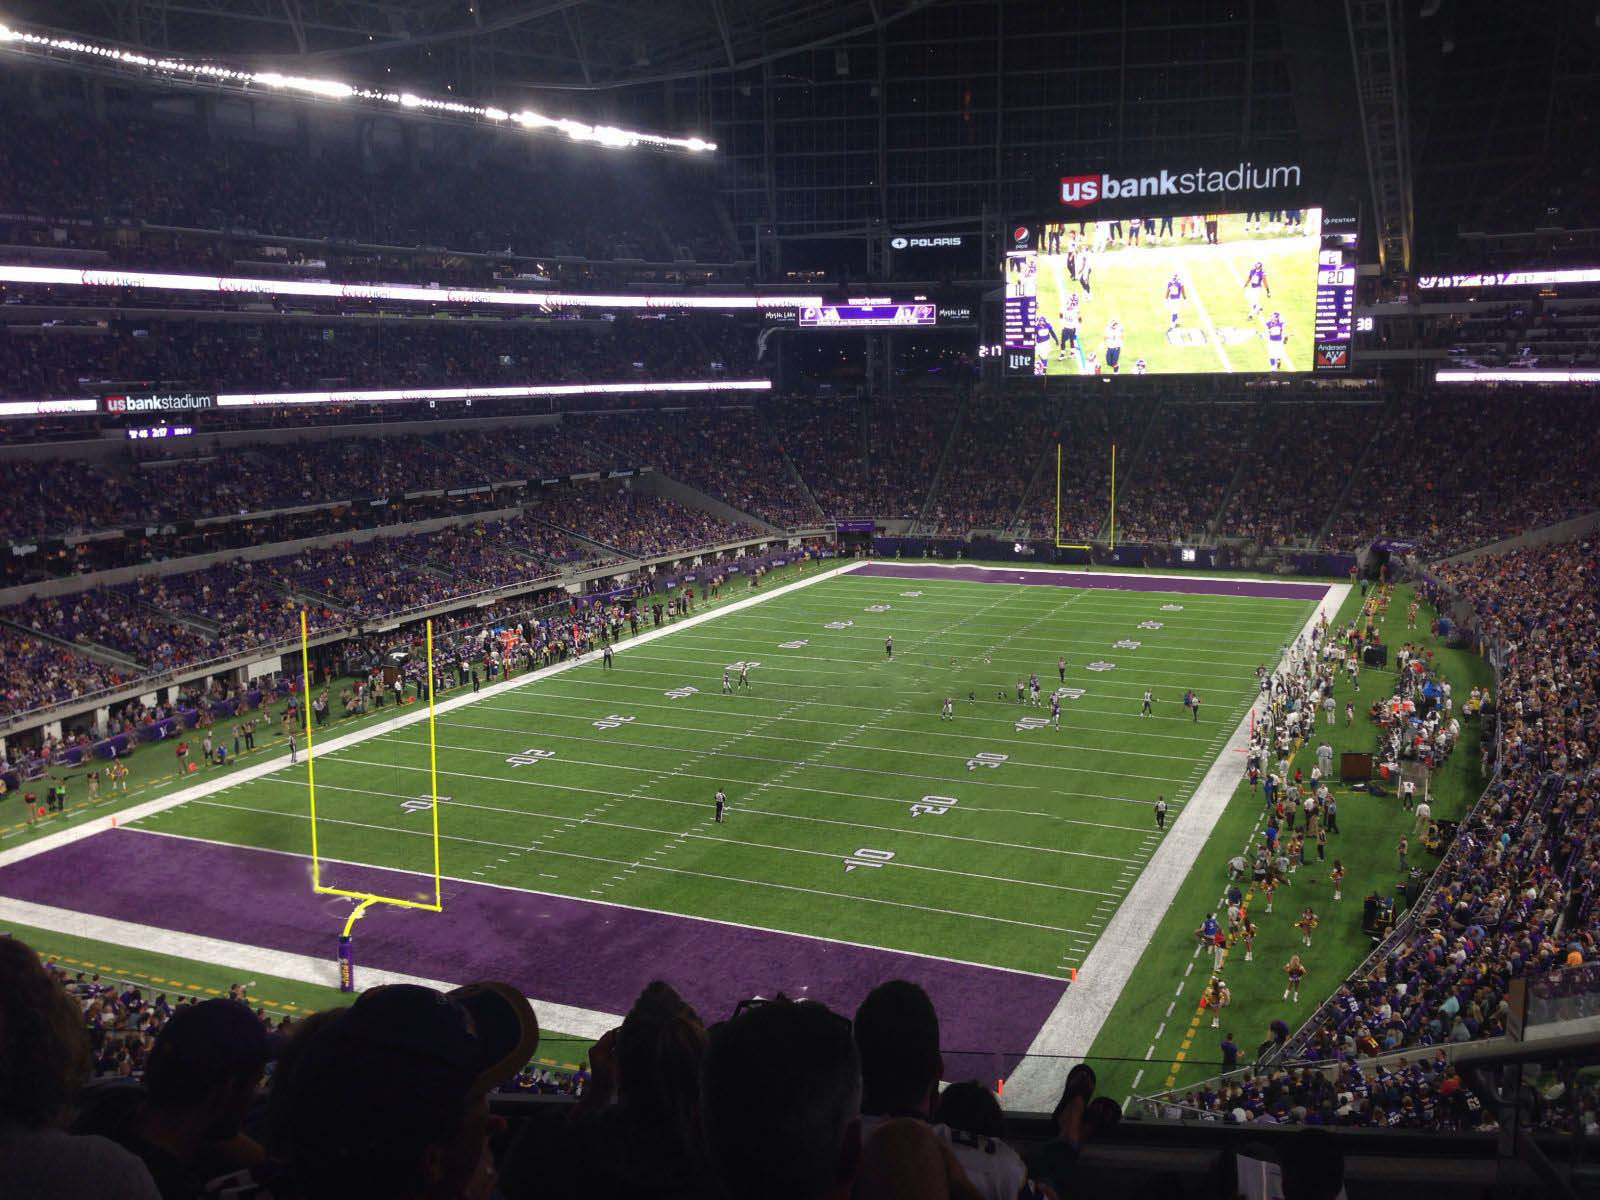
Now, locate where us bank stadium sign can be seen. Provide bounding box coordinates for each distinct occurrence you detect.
[103,391,216,414]
[1058,162,1303,209]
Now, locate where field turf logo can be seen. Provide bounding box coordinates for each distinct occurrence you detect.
[1059,163,1302,208]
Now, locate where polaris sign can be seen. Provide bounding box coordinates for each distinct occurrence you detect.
[890,235,966,249]
[1060,162,1302,209]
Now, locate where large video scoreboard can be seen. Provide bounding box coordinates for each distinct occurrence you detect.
[999,208,1358,376]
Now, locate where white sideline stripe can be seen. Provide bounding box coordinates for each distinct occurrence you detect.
[0,895,622,1041]
[1000,582,1349,1112]
[0,558,861,877]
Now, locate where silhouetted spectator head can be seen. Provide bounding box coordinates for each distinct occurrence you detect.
[143,998,273,1138]
[701,997,861,1200]
[280,982,538,1200]
[0,935,91,1127]
[614,980,707,1151]
[932,1081,1003,1138]
[854,979,942,1116]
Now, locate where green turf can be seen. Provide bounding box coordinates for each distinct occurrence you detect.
[1034,211,1318,375]
[1085,582,1494,1105]
[130,568,1317,982]
[0,560,836,849]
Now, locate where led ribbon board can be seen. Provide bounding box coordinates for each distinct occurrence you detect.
[0,264,819,313]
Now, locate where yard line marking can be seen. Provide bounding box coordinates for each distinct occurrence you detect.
[171,804,1110,937]
[370,735,1181,815]
[438,716,1193,783]
[304,767,1147,869]
[481,698,1208,762]
[536,674,1226,739]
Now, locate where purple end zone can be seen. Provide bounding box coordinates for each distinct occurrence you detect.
[0,829,1064,1062]
[850,562,1331,601]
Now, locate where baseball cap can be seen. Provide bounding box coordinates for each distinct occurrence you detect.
[277,982,539,1197]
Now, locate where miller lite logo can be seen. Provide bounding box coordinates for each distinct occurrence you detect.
[1059,174,1100,208]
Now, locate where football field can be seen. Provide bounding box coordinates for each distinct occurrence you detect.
[1036,212,1319,374]
[0,561,1333,1078]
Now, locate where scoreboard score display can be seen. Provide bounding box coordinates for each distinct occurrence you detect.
[1312,220,1359,372]
[1000,207,1358,376]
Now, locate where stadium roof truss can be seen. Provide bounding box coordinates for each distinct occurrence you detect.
[6,0,936,91]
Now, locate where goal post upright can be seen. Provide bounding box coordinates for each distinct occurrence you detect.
[1054,437,1100,552]
[302,612,444,988]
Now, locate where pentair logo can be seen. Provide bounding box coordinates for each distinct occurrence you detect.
[1059,174,1100,208]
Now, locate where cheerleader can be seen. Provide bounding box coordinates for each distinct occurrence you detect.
[1295,907,1319,948]
[1330,860,1346,901]
[1206,977,1232,1029]
[1241,918,1258,962]
[1262,877,1277,914]
[1284,954,1307,1002]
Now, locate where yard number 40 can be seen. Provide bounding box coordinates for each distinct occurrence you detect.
[844,848,895,873]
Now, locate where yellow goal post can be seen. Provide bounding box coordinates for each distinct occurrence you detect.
[299,611,443,982]
[1055,441,1119,550]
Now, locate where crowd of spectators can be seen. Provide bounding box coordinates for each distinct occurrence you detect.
[1162,1052,1495,1130]
[1215,402,1382,547]
[0,625,124,719]
[920,396,1060,534]
[861,391,963,520]
[0,487,766,718]
[1112,403,1258,545]
[0,318,760,402]
[1323,391,1600,557]
[575,408,819,529]
[2,423,622,541]
[769,395,869,518]
[1009,397,1150,542]
[0,106,737,264]
[120,563,340,658]
[534,483,759,557]
[6,589,212,674]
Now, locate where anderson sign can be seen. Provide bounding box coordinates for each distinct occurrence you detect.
[1059,162,1302,208]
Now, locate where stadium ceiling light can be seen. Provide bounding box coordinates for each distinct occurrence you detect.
[0,264,817,311]
[0,22,716,154]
